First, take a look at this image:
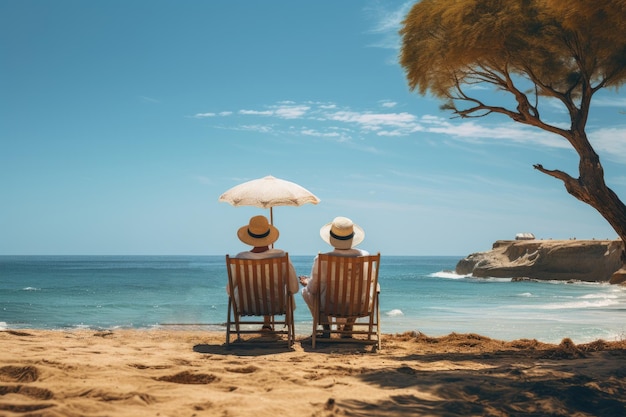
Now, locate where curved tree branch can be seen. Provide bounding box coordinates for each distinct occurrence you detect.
[532,163,573,180]
[533,164,586,200]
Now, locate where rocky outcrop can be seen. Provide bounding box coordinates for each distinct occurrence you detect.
[456,239,624,282]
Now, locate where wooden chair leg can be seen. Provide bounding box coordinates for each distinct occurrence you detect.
[226,298,232,347]
[376,298,381,350]
[287,297,294,347]
[290,311,295,347]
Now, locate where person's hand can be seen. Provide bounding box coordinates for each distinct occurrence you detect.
[299,276,308,286]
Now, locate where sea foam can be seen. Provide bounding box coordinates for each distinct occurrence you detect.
[429,271,469,279]
[385,309,404,317]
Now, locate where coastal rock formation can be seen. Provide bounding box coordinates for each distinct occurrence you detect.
[456,239,624,282]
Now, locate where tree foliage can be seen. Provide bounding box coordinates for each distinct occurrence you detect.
[400,0,626,279]
[401,0,626,105]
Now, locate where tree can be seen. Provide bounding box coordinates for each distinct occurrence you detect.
[400,0,626,283]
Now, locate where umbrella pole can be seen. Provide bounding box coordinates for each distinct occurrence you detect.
[270,207,274,248]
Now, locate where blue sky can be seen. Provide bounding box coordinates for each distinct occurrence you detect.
[2,0,625,256]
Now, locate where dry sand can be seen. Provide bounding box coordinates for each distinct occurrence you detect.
[1,329,625,417]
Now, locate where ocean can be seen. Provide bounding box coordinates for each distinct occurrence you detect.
[1,255,625,344]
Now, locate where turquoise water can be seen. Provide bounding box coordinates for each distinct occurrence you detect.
[1,255,625,343]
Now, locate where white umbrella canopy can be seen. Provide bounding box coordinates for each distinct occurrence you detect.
[218,175,320,224]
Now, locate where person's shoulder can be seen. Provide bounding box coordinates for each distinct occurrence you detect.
[233,250,289,260]
[327,248,368,256]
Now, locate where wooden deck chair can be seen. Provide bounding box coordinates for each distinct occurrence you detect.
[225,253,295,347]
[312,253,381,349]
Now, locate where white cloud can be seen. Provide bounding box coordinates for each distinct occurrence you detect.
[238,104,310,119]
[592,96,626,108]
[236,124,274,133]
[420,114,442,122]
[415,114,568,148]
[365,1,413,50]
[301,129,343,138]
[239,109,273,116]
[589,127,626,162]
[140,96,160,103]
[326,110,418,131]
[427,119,571,149]
[377,129,410,137]
[272,104,310,119]
[192,112,216,118]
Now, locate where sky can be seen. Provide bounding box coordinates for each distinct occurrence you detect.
[2,1,626,257]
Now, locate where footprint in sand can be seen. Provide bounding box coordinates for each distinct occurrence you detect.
[0,402,55,413]
[0,382,55,414]
[0,365,39,383]
[78,389,156,404]
[225,365,258,374]
[0,385,54,400]
[1,330,34,337]
[155,371,219,384]
[129,363,172,370]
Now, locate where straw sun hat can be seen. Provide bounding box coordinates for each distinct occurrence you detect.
[237,215,279,247]
[320,216,364,250]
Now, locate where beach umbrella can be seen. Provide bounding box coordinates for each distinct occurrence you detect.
[218,175,320,225]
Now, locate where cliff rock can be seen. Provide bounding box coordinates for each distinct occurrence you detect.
[455,239,624,282]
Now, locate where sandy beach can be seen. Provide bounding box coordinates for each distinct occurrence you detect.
[1,330,625,417]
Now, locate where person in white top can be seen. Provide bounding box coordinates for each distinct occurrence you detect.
[228,215,298,331]
[300,216,374,338]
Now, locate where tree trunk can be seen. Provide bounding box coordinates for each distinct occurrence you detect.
[535,129,626,284]
[584,179,626,284]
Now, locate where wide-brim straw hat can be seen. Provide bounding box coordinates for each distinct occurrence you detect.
[320,216,364,250]
[237,215,279,247]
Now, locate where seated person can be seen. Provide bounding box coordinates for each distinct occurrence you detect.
[228,215,298,331]
[300,216,377,337]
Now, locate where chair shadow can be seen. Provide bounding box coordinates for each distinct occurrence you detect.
[298,335,378,354]
[193,334,294,356]
[193,334,378,356]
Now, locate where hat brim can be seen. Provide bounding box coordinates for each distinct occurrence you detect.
[319,222,365,249]
[237,224,279,247]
